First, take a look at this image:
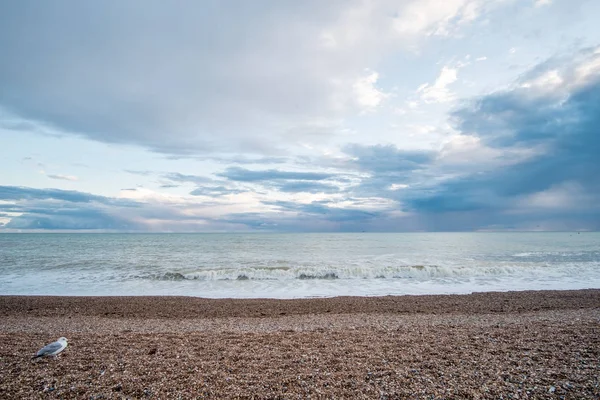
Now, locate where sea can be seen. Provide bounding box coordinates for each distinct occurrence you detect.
[0,232,599,298]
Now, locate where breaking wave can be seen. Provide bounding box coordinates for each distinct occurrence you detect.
[135,263,550,282]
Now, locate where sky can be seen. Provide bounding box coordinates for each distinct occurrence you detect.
[1,0,599,232]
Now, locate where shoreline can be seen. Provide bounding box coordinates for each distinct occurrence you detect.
[1,289,599,319]
[2,289,599,398]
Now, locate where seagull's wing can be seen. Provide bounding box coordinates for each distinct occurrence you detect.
[34,341,64,357]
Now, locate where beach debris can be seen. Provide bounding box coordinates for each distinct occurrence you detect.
[32,337,68,359]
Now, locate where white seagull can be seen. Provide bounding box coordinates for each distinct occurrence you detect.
[32,337,68,359]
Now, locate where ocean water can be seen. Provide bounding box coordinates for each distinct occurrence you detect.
[0,232,599,298]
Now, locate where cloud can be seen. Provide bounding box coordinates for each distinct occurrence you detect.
[401,48,600,229]
[275,181,340,194]
[220,199,389,231]
[0,185,128,205]
[0,0,498,156]
[162,173,213,185]
[344,144,433,174]
[5,207,139,230]
[218,167,335,182]
[2,1,597,232]
[416,65,461,104]
[267,200,382,222]
[534,0,552,7]
[0,185,253,231]
[392,0,487,37]
[0,186,143,230]
[46,174,78,181]
[352,70,389,112]
[125,169,154,176]
[189,186,245,197]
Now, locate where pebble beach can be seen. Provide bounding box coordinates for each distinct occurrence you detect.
[1,290,599,399]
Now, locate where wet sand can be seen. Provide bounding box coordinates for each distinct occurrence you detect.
[1,290,599,399]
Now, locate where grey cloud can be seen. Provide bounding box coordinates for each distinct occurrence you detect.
[218,167,335,182]
[163,173,213,185]
[125,169,155,176]
[5,207,140,230]
[221,208,381,232]
[216,213,278,230]
[275,181,340,194]
[0,185,211,231]
[215,156,288,165]
[344,144,434,173]
[401,50,600,230]
[0,185,135,206]
[189,186,245,197]
[0,186,146,230]
[165,155,289,165]
[46,174,77,181]
[266,200,381,222]
[0,1,371,155]
[336,144,434,200]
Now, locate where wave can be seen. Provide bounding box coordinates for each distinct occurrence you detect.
[135,263,543,282]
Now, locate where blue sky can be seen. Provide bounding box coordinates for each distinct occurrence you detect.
[1,0,599,232]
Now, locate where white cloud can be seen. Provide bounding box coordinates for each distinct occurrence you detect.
[438,134,499,166]
[516,47,600,95]
[389,183,409,191]
[534,0,552,7]
[417,66,459,103]
[39,169,79,181]
[437,135,538,168]
[520,69,563,90]
[352,70,389,112]
[407,100,420,109]
[393,0,485,37]
[515,182,589,211]
[574,52,600,85]
[405,124,438,135]
[47,174,79,182]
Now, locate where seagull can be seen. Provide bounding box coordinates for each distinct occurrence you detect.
[32,337,68,359]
